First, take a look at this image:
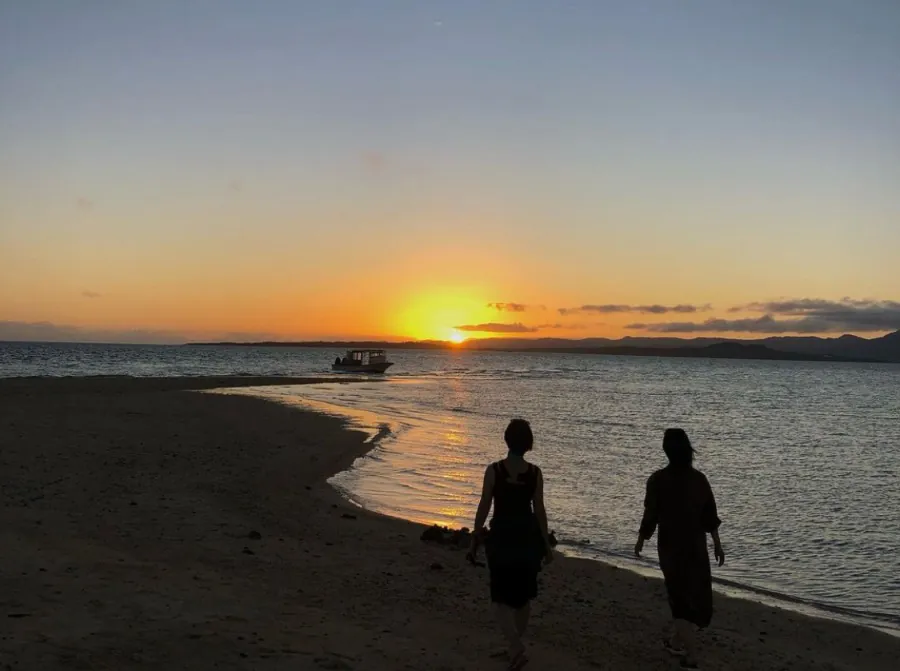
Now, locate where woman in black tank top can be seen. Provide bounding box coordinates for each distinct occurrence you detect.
[468,419,552,670]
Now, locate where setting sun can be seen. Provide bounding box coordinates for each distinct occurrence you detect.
[448,329,467,344]
[394,288,492,341]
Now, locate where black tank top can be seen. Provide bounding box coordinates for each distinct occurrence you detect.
[492,460,537,520]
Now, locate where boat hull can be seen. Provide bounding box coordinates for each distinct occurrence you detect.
[331,362,394,374]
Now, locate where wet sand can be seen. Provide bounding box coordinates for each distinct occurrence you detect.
[1,376,897,670]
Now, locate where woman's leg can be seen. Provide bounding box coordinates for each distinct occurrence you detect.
[514,602,531,637]
[673,619,697,664]
[665,619,685,651]
[494,603,525,657]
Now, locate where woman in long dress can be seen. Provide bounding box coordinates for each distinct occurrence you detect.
[468,419,553,670]
[635,428,725,669]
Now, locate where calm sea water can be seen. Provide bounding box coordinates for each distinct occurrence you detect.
[3,342,899,632]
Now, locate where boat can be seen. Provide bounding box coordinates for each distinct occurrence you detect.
[331,349,394,374]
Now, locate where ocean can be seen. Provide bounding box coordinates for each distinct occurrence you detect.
[2,341,898,633]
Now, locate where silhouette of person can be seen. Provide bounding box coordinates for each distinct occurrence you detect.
[634,428,724,669]
[468,419,552,670]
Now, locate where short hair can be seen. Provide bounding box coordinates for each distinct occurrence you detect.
[504,419,533,456]
[663,428,694,468]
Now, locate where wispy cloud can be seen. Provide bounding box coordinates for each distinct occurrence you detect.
[81,290,102,299]
[75,197,94,211]
[487,302,546,313]
[559,304,710,316]
[456,322,539,334]
[630,298,900,333]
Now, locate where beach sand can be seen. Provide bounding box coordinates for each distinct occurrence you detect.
[1,377,897,670]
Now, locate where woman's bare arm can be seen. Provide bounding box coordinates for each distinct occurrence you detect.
[703,476,725,566]
[470,465,495,550]
[711,529,725,566]
[635,474,658,557]
[533,468,552,554]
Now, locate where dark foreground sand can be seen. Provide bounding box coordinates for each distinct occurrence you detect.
[1,377,897,670]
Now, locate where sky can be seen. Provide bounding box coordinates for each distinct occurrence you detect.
[1,1,898,343]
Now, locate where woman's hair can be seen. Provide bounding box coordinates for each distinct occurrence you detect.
[663,428,695,467]
[504,419,534,456]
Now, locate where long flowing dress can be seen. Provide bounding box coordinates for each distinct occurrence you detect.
[639,466,721,628]
[484,461,546,608]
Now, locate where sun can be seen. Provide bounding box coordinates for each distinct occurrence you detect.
[395,288,487,341]
[448,329,467,344]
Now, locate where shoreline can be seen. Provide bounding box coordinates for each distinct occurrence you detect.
[2,376,898,669]
[228,381,900,637]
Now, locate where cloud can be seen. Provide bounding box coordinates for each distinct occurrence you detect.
[75,197,94,211]
[487,302,527,312]
[81,290,102,299]
[455,322,539,334]
[725,298,900,332]
[629,298,900,333]
[535,323,594,330]
[559,304,710,316]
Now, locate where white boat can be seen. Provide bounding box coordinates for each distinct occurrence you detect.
[331,349,394,374]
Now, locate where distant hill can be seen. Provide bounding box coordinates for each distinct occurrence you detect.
[461,330,900,362]
[187,330,900,363]
[759,331,900,362]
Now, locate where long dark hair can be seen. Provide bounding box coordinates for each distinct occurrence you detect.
[663,428,695,468]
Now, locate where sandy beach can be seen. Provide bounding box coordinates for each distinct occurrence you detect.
[1,377,897,670]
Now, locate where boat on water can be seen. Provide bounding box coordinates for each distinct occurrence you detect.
[331,349,394,374]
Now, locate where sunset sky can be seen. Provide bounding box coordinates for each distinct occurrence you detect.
[2,1,898,343]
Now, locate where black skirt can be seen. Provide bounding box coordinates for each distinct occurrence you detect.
[485,515,545,608]
[658,535,713,628]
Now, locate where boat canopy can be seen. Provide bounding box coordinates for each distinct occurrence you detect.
[344,349,388,362]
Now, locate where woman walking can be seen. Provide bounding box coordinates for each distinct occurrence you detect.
[635,428,724,669]
[468,419,553,670]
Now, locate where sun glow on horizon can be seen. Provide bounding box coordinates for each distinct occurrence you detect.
[395,288,490,342]
[448,329,467,344]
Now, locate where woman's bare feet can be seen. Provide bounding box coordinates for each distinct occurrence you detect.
[508,648,529,670]
[663,637,686,656]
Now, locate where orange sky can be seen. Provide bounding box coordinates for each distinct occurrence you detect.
[1,3,898,343]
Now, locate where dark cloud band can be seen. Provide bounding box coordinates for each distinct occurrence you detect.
[559,304,709,316]
[629,299,900,333]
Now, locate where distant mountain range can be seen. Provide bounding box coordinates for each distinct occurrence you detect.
[189,330,900,364]
[462,330,900,362]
